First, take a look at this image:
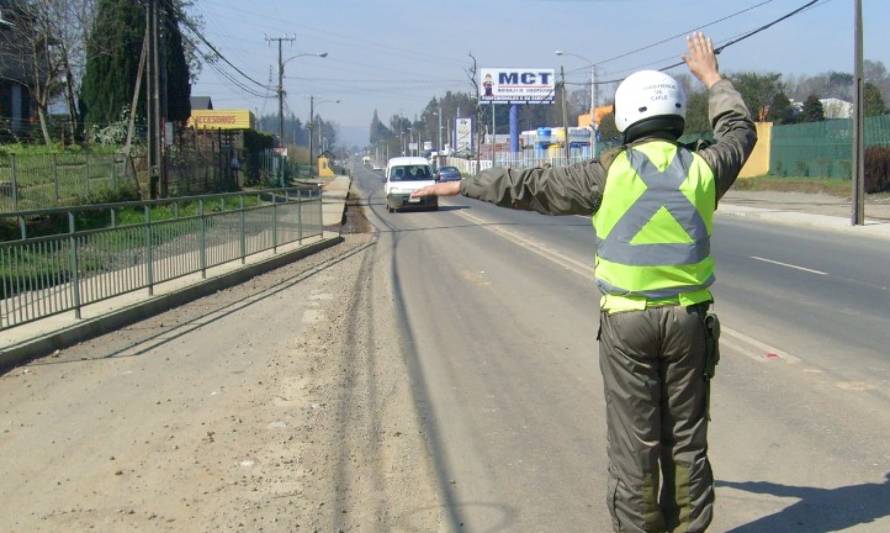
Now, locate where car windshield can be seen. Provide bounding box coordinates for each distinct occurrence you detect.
[390,165,431,181]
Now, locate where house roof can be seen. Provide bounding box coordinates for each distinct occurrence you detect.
[190,96,213,110]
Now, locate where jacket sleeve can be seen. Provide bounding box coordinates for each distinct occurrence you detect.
[458,158,608,216]
[697,79,758,203]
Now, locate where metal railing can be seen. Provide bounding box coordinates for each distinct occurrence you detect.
[0,185,324,331]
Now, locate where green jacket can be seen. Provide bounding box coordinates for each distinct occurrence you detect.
[459,79,757,216]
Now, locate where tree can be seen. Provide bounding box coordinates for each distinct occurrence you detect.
[730,72,784,122]
[369,109,391,145]
[684,91,710,133]
[864,82,886,117]
[162,5,191,123]
[799,94,825,123]
[767,92,796,124]
[598,108,620,142]
[80,0,146,127]
[865,60,890,107]
[0,1,65,145]
[81,0,192,128]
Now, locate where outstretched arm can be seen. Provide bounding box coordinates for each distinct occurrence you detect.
[412,159,609,216]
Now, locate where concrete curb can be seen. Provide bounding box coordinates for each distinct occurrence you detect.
[0,236,344,372]
[323,174,353,228]
[717,203,890,240]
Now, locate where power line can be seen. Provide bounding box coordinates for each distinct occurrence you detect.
[198,0,468,67]
[572,0,827,86]
[284,76,465,84]
[566,0,777,75]
[168,0,270,90]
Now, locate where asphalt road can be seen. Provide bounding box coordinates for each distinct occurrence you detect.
[353,163,890,532]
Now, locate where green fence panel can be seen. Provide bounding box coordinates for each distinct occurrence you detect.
[770,115,890,178]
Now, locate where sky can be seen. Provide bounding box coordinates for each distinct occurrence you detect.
[190,0,890,147]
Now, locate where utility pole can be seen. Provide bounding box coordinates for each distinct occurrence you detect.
[560,65,570,162]
[144,1,153,197]
[466,52,481,174]
[491,101,496,166]
[852,0,865,225]
[151,0,162,196]
[144,0,163,198]
[309,95,315,176]
[438,105,443,152]
[591,65,597,115]
[266,35,295,151]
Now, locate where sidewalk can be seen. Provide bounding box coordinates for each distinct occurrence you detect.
[0,175,352,369]
[719,190,890,240]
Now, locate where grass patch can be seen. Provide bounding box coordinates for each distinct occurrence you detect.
[1,193,271,300]
[0,143,121,156]
[2,194,263,242]
[734,176,852,197]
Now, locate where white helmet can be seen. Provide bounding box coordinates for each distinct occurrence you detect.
[614,70,687,133]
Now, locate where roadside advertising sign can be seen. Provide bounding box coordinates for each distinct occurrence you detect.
[456,118,472,152]
[408,142,418,151]
[480,68,555,104]
[423,141,433,151]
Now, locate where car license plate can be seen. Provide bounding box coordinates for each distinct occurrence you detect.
[408,197,421,204]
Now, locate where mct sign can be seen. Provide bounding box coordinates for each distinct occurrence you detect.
[480,68,555,104]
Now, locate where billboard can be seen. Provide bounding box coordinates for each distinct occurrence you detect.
[480,68,555,104]
[187,109,256,130]
[455,118,473,152]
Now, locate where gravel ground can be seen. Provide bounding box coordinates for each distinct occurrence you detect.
[0,201,443,532]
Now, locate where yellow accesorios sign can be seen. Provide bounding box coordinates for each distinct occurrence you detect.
[187,109,256,130]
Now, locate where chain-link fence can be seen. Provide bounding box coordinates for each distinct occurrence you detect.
[0,153,137,212]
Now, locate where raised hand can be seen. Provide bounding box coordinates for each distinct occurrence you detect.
[683,32,721,89]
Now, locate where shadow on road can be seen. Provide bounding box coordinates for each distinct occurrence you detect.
[718,473,890,532]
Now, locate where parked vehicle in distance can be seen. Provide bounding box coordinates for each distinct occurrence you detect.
[436,166,462,182]
[384,157,438,212]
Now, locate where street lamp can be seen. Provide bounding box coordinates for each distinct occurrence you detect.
[284,51,328,65]
[555,50,597,111]
[276,51,327,152]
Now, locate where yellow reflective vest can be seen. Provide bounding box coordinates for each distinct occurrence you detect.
[593,140,716,311]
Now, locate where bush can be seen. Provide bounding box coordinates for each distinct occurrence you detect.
[865,146,890,193]
[74,183,141,205]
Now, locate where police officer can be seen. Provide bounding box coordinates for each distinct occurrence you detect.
[413,33,756,532]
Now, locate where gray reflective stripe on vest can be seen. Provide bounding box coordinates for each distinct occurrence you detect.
[596,147,710,267]
[596,274,716,299]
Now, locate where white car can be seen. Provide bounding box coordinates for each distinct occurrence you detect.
[384,157,438,212]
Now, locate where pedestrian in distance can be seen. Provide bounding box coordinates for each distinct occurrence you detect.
[412,33,757,533]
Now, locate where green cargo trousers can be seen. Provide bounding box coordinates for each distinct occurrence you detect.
[598,304,714,533]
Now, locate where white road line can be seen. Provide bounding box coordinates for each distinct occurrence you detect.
[750,256,828,276]
[453,209,596,279]
[452,206,805,366]
[721,326,801,364]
